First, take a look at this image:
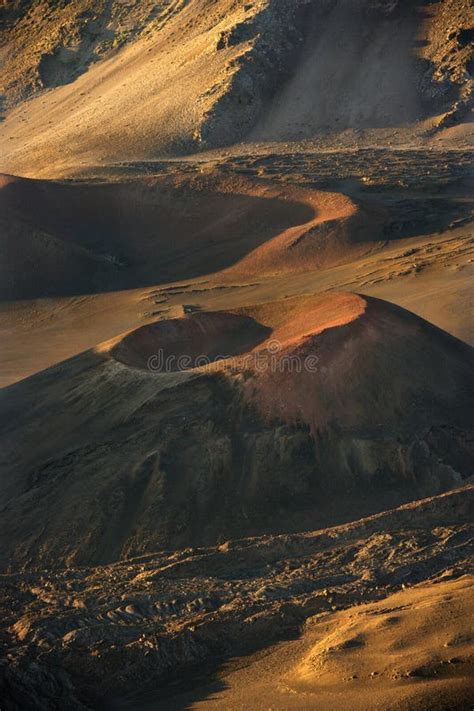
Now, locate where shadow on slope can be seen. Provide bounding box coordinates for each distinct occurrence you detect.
[253,0,471,141]
[0,293,472,571]
[0,172,315,300]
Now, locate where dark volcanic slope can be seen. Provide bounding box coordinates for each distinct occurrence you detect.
[0,292,472,571]
[0,172,305,298]
[0,2,472,710]
[0,485,472,710]
[0,172,381,300]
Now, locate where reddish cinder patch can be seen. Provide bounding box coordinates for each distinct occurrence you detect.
[241,292,473,435]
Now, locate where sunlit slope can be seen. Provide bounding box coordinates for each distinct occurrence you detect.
[0,0,472,174]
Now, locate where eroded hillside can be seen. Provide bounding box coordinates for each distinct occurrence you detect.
[0,3,473,710]
[0,0,472,175]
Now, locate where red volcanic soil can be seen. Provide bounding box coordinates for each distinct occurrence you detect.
[0,292,472,569]
[241,292,474,436]
[105,289,474,442]
[105,291,473,442]
[224,190,383,278]
[102,292,367,372]
[246,291,368,347]
[0,172,383,299]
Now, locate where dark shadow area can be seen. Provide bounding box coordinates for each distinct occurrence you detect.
[110,312,271,371]
[252,0,464,142]
[0,175,315,300]
[1,153,472,301]
[226,148,473,241]
[106,626,302,710]
[37,5,114,90]
[458,28,474,47]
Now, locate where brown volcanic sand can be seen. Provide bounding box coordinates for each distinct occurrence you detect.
[239,292,474,435]
[0,171,376,300]
[293,576,474,703]
[1,201,472,386]
[1,141,472,388]
[222,188,381,277]
[1,482,472,710]
[103,292,366,370]
[0,0,471,176]
[0,292,472,571]
[161,574,473,711]
[109,311,271,370]
[0,2,472,708]
[104,290,474,437]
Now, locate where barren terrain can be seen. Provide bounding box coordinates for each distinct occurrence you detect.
[0,0,473,709]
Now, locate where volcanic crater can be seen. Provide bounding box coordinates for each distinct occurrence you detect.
[108,311,272,371]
